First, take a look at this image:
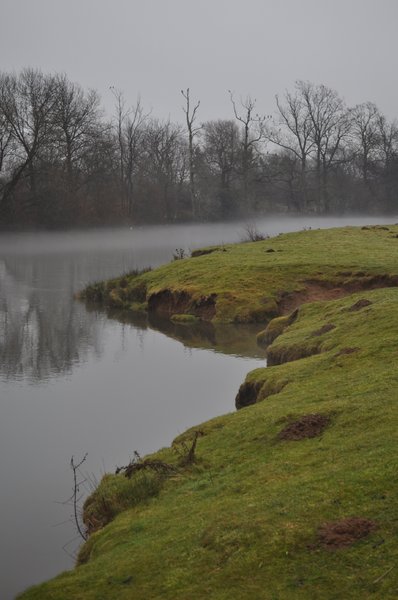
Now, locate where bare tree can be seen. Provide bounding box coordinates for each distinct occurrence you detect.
[0,102,12,176]
[142,119,187,221]
[267,87,314,211]
[53,74,101,191]
[181,88,201,217]
[349,102,381,185]
[265,151,304,212]
[299,81,351,212]
[202,119,240,216]
[374,113,398,209]
[123,97,149,218]
[229,91,267,203]
[377,114,398,165]
[203,120,239,185]
[110,88,150,218]
[268,82,350,212]
[110,87,128,212]
[0,68,58,213]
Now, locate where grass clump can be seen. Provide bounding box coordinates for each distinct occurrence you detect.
[257,308,299,347]
[241,223,269,242]
[81,470,164,538]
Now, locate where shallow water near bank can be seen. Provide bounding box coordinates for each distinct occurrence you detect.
[1,215,396,599]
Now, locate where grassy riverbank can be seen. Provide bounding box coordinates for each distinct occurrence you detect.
[80,224,398,323]
[20,226,398,599]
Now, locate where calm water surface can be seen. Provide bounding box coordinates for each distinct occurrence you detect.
[1,216,395,598]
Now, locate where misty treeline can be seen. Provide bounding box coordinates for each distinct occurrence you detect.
[0,68,397,228]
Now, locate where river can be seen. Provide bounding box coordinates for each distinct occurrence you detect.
[0,215,395,598]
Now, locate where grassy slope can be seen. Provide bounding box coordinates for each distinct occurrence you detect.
[20,226,398,599]
[81,225,398,322]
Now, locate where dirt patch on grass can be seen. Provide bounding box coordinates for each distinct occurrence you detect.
[336,347,359,356]
[279,275,398,314]
[346,298,372,312]
[279,282,351,314]
[191,246,225,257]
[278,413,330,441]
[310,323,336,337]
[316,517,377,550]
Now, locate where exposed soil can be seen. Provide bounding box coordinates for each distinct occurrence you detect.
[278,275,398,314]
[279,283,348,314]
[346,298,373,312]
[235,381,262,409]
[286,308,299,325]
[336,347,359,356]
[278,413,330,441]
[235,376,289,409]
[147,289,217,321]
[267,341,321,366]
[316,517,377,550]
[310,323,336,337]
[191,247,219,257]
[144,274,394,324]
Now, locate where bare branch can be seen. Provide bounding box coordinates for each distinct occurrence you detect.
[70,453,88,541]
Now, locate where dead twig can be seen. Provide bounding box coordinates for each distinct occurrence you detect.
[70,454,88,541]
[173,430,204,466]
[373,566,394,584]
[115,451,178,479]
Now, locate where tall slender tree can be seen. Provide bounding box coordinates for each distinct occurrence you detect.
[181,88,201,217]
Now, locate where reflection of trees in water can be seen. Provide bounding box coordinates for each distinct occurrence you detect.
[0,258,104,382]
[0,234,267,383]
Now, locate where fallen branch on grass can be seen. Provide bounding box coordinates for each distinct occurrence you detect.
[115,451,178,478]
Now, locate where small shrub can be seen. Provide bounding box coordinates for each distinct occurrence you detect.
[173,248,186,260]
[242,224,269,242]
[79,281,106,302]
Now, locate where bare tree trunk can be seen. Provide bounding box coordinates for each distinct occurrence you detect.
[181,88,201,218]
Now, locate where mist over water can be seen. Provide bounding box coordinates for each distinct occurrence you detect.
[1,215,396,598]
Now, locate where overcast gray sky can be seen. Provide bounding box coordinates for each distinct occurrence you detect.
[1,0,398,123]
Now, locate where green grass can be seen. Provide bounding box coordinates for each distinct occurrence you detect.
[80,224,398,323]
[20,225,398,599]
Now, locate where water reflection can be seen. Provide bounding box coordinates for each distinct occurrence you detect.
[0,253,265,386]
[0,256,103,382]
[102,306,266,359]
[1,216,397,599]
[0,216,395,383]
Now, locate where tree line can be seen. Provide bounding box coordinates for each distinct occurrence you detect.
[0,68,397,228]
